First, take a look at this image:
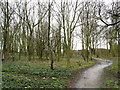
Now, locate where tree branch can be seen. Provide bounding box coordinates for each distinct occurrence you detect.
[99,7,120,26]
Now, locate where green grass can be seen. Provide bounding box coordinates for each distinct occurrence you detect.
[101,57,119,88]
[2,55,95,88]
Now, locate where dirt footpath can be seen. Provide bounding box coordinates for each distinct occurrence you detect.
[69,57,113,88]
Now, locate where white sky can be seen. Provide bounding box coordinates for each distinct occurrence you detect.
[7,0,115,50]
[8,0,114,4]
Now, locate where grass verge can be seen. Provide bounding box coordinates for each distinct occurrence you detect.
[101,57,119,88]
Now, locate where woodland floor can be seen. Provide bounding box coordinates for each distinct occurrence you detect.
[1,55,119,88]
[2,55,95,88]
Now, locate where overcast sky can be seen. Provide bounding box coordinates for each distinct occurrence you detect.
[6,0,116,50]
[8,0,114,4]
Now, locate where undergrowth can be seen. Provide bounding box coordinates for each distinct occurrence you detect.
[2,55,95,88]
